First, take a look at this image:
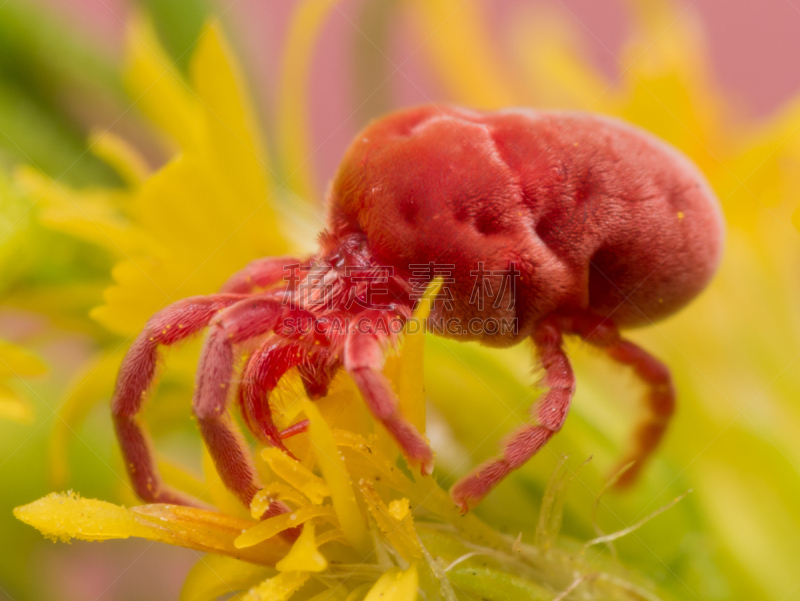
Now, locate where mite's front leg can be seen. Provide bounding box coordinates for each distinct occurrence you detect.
[450,321,575,512]
[238,342,307,453]
[112,294,246,506]
[238,343,337,457]
[193,297,285,511]
[343,317,433,474]
[220,256,305,294]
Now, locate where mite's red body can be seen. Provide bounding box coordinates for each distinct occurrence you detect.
[112,106,723,515]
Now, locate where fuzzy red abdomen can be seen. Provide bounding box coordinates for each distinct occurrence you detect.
[329,106,723,339]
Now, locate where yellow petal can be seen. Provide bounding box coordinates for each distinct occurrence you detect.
[305,589,349,601]
[15,491,156,542]
[191,22,269,207]
[93,148,286,336]
[124,13,201,150]
[89,130,150,187]
[90,259,166,337]
[333,430,410,491]
[181,555,272,601]
[380,278,439,458]
[81,15,290,339]
[277,0,344,202]
[315,527,347,548]
[0,383,34,423]
[16,166,144,256]
[344,584,372,601]
[303,399,372,556]
[397,277,442,434]
[363,564,418,601]
[721,91,800,227]
[313,372,373,439]
[276,522,328,573]
[617,0,720,165]
[510,9,616,110]
[132,502,290,563]
[235,505,337,549]
[14,492,289,565]
[251,482,311,520]
[241,572,310,601]
[0,338,47,377]
[262,447,330,504]
[360,482,421,562]
[406,0,518,109]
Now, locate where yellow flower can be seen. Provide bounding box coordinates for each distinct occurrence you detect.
[13,7,682,599]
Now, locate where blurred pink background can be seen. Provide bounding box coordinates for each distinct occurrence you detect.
[38,0,800,197]
[15,1,800,599]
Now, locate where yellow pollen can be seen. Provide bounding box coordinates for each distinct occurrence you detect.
[677,211,685,219]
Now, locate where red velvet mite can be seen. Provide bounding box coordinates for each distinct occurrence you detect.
[111,106,724,514]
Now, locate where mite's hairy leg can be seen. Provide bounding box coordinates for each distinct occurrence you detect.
[239,342,308,454]
[450,321,575,512]
[220,256,306,294]
[112,294,246,505]
[569,313,675,487]
[298,348,341,401]
[239,332,339,455]
[193,297,288,511]
[344,314,433,474]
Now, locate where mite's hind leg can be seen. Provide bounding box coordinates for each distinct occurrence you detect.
[343,316,433,473]
[112,294,246,505]
[451,321,575,512]
[193,297,286,509]
[568,314,675,487]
